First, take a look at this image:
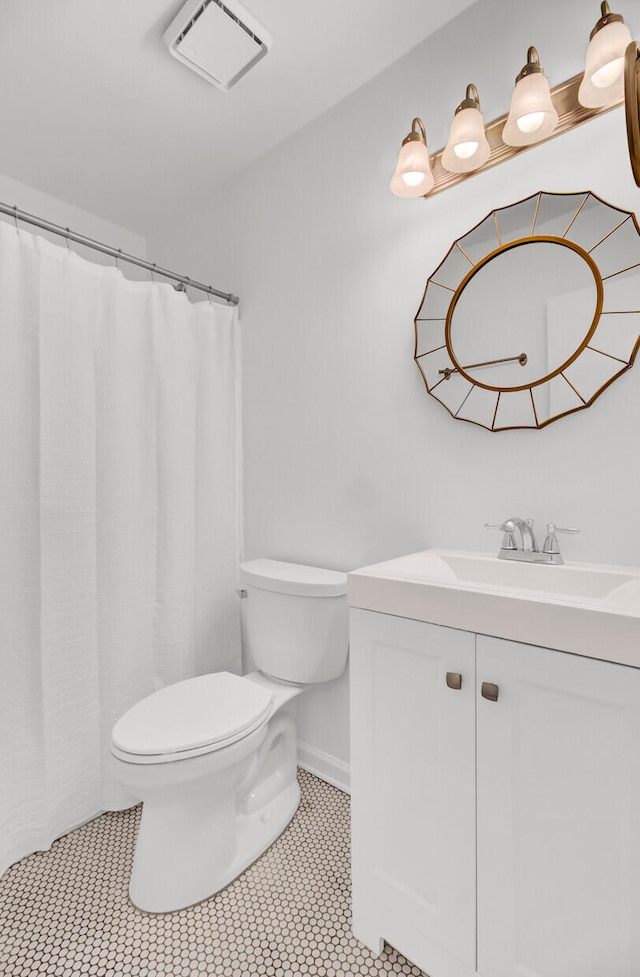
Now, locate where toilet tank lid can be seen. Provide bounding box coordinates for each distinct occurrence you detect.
[240,559,347,597]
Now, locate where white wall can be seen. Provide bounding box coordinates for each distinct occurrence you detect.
[0,172,146,259]
[148,0,640,785]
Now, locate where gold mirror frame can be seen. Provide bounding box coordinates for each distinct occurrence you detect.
[625,40,640,187]
[414,191,640,431]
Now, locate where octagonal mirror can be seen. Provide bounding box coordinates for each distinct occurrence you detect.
[414,191,640,430]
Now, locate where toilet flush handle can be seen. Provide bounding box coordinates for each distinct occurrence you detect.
[235,588,247,599]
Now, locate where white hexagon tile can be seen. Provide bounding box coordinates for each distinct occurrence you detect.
[0,770,426,977]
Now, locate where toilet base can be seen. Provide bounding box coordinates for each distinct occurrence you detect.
[129,779,300,913]
[124,712,302,913]
[216,778,300,896]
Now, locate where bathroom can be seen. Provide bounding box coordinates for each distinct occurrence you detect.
[2,0,640,974]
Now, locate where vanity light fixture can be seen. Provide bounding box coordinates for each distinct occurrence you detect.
[502,47,559,146]
[390,117,435,198]
[442,84,491,173]
[390,3,637,200]
[579,2,632,108]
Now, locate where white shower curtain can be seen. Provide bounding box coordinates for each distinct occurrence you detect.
[0,221,242,876]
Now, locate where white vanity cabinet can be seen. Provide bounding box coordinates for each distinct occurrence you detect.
[350,608,640,977]
[350,610,477,977]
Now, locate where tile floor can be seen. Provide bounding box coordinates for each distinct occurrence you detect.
[0,769,426,976]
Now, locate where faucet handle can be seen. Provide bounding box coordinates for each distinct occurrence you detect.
[542,523,580,555]
[485,521,517,550]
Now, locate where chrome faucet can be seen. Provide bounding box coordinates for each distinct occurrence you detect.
[485,517,580,565]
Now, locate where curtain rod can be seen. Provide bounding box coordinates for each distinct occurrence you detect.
[0,201,240,306]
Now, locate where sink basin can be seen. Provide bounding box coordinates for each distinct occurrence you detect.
[348,549,640,668]
[437,552,638,600]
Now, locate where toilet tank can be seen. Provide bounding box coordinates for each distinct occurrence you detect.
[240,559,348,684]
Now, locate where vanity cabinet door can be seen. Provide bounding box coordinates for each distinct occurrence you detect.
[350,609,476,977]
[477,635,640,977]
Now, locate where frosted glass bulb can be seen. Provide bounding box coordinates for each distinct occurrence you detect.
[454,140,480,160]
[402,171,427,187]
[517,111,545,134]
[390,134,434,197]
[578,19,632,108]
[442,98,490,174]
[591,56,624,88]
[503,53,558,147]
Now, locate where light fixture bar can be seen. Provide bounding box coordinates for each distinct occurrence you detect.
[426,72,621,198]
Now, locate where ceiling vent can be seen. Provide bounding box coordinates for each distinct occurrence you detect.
[163,0,272,91]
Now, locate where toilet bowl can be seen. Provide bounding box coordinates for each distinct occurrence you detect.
[110,559,348,912]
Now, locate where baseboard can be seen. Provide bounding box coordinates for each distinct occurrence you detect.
[297,740,350,795]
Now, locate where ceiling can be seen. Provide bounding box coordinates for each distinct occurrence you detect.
[0,0,477,234]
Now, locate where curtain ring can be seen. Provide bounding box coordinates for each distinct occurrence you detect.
[150,262,157,284]
[13,205,19,234]
[65,228,71,252]
[115,248,122,270]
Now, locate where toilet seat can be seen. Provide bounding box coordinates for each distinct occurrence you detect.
[111,672,273,765]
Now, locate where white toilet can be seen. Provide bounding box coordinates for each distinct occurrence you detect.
[110,558,348,913]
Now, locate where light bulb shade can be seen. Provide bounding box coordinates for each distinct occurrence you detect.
[578,19,632,107]
[390,138,434,197]
[502,73,559,146]
[442,107,491,173]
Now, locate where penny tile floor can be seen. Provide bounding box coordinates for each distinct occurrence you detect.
[0,769,426,976]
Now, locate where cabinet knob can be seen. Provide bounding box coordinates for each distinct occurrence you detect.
[481,681,499,702]
[446,672,462,691]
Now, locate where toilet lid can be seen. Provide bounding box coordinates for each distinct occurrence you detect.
[111,672,273,758]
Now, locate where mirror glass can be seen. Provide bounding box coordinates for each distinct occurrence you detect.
[449,241,598,390]
[415,191,640,430]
